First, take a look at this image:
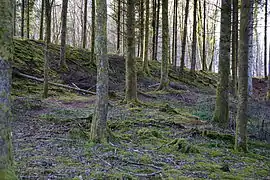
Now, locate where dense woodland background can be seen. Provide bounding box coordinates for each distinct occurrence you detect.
[0,0,270,179]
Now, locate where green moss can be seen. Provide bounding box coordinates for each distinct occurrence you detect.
[209,149,224,157]
[0,169,17,180]
[203,130,234,143]
[168,138,200,153]
[137,128,163,139]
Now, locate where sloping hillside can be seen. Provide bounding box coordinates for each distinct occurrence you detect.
[11,39,270,179]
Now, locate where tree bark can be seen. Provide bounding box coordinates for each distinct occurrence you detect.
[90,0,109,143]
[117,0,121,52]
[152,0,156,60]
[39,0,45,40]
[82,0,88,48]
[202,0,206,70]
[0,0,16,178]
[157,0,169,90]
[264,0,268,79]
[26,0,30,39]
[213,0,231,127]
[180,0,190,71]
[190,0,197,71]
[139,0,144,58]
[172,0,178,67]
[154,0,160,61]
[59,0,69,70]
[235,0,252,152]
[232,0,238,96]
[21,0,25,38]
[125,0,138,102]
[143,0,150,73]
[91,0,95,62]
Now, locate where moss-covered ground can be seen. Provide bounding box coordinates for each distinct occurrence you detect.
[11,39,270,179]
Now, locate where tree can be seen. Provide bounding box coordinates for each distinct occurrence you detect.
[202,0,206,70]
[39,0,45,40]
[139,0,144,58]
[116,0,121,52]
[264,0,268,79]
[0,0,17,179]
[180,0,190,71]
[26,0,30,39]
[91,0,95,61]
[82,0,87,48]
[171,0,178,67]
[268,42,270,99]
[190,0,197,71]
[59,0,69,70]
[125,0,138,102]
[152,0,156,60]
[232,0,239,96]
[21,0,25,38]
[43,0,53,98]
[90,0,109,142]
[213,0,231,127]
[143,0,150,73]
[235,0,253,152]
[153,0,160,61]
[157,0,169,90]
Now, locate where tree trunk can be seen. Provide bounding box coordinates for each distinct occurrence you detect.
[14,0,16,36]
[154,0,160,61]
[248,1,253,96]
[232,0,238,96]
[202,0,206,70]
[213,0,231,127]
[21,0,25,38]
[235,0,252,152]
[59,0,69,70]
[39,0,45,40]
[91,0,95,62]
[172,0,178,67]
[268,42,270,99]
[125,0,138,102]
[264,0,268,79]
[43,0,53,98]
[139,0,144,58]
[117,0,121,52]
[190,0,197,71]
[152,0,156,60]
[180,0,190,71]
[143,0,150,73]
[0,0,16,178]
[26,0,30,39]
[90,0,109,143]
[157,0,169,90]
[82,0,88,48]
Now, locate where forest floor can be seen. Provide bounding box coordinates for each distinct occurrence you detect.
[11,39,270,179]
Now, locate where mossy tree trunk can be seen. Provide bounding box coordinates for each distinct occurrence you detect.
[232,0,238,96]
[82,0,87,48]
[0,1,17,179]
[59,0,68,70]
[91,0,95,62]
[213,0,231,128]
[125,0,138,102]
[143,0,150,74]
[235,0,252,152]
[39,0,45,40]
[190,0,197,72]
[43,0,53,98]
[180,0,190,72]
[157,0,169,90]
[90,0,109,143]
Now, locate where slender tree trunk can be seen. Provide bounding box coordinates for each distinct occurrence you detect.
[264,0,268,79]
[14,0,16,36]
[232,0,238,96]
[191,0,197,71]
[248,1,253,96]
[21,0,25,38]
[152,0,156,60]
[91,0,95,61]
[140,0,144,58]
[0,0,16,178]
[268,42,270,99]
[157,0,169,90]
[235,0,252,152]
[180,0,190,71]
[202,0,206,70]
[82,0,88,48]
[117,0,121,52]
[59,0,68,70]
[213,0,231,127]
[90,0,109,143]
[40,0,45,40]
[172,0,178,67]
[122,0,125,54]
[27,0,30,39]
[43,0,52,98]
[154,0,160,61]
[143,0,150,73]
[125,0,138,102]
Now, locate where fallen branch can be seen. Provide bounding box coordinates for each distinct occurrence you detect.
[13,70,96,95]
